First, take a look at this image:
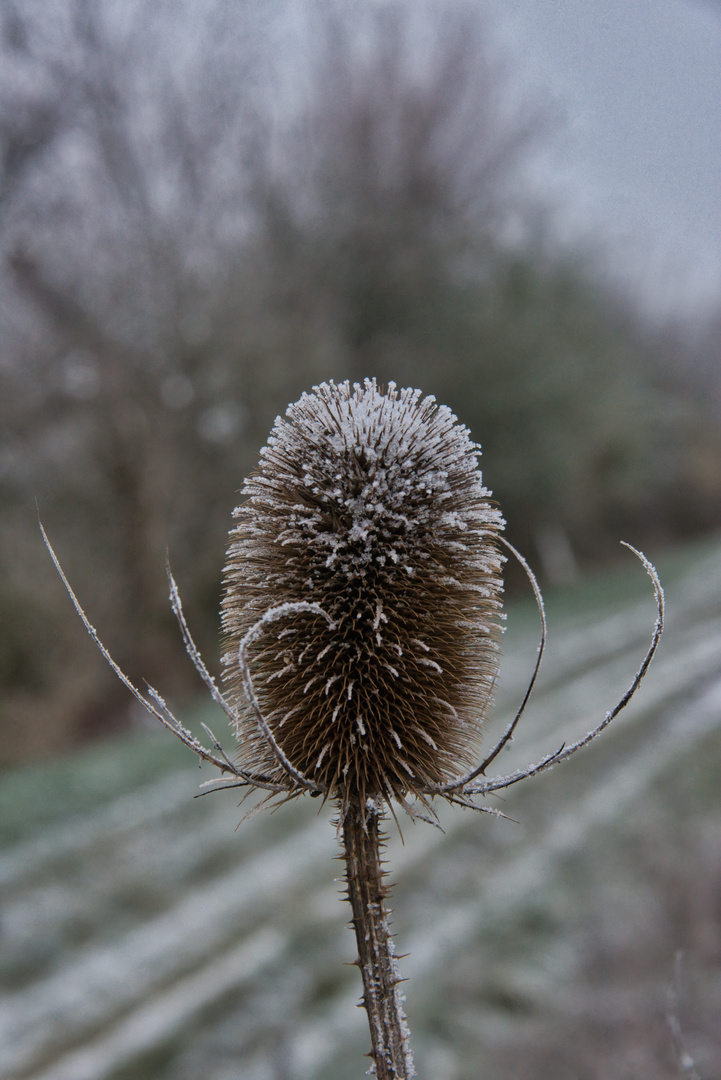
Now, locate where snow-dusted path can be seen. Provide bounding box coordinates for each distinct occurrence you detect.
[2,541,720,1080]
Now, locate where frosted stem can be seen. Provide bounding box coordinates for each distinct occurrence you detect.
[342,797,414,1079]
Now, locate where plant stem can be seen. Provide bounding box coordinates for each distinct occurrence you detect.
[342,795,415,1079]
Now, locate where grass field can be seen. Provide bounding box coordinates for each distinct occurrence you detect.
[1,536,720,1080]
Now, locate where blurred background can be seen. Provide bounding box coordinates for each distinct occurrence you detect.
[1,1,721,1077]
[2,0,720,764]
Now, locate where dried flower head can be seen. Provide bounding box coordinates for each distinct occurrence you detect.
[220,379,505,809]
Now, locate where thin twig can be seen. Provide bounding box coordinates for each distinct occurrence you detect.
[39,520,239,776]
[464,543,664,797]
[429,535,547,795]
[666,951,703,1080]
[167,559,239,726]
[238,602,335,794]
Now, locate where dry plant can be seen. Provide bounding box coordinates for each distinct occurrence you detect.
[41,379,664,1079]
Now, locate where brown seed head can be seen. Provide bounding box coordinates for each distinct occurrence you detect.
[221,379,505,808]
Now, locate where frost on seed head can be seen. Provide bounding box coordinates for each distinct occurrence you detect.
[221,378,505,806]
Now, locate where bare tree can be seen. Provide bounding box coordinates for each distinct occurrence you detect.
[0,0,270,756]
[0,0,705,764]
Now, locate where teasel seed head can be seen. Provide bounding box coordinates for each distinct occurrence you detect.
[221,379,505,810]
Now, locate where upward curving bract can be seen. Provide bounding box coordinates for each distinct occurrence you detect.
[221,379,505,808]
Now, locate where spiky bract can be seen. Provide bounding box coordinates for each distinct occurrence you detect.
[221,379,504,807]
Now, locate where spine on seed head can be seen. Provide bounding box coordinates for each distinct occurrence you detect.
[220,378,505,808]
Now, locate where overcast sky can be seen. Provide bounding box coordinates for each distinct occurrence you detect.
[107,0,721,322]
[489,0,721,319]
